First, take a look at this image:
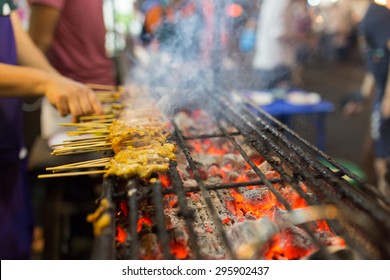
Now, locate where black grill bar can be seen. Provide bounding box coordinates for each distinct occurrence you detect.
[127,179,140,260]
[181,179,284,193]
[99,87,390,260]
[151,181,173,259]
[217,92,389,213]
[212,99,374,259]
[171,119,237,259]
[211,113,335,259]
[169,161,202,259]
[245,96,390,207]
[91,178,116,260]
[242,101,390,233]
[183,132,240,140]
[212,92,390,258]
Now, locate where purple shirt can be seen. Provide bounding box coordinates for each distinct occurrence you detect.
[29,0,115,85]
[0,14,22,156]
[0,10,33,260]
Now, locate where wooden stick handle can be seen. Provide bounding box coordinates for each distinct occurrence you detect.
[38,170,106,179]
[87,83,117,90]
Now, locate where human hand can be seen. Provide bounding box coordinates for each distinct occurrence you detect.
[341,91,367,118]
[43,74,103,122]
[342,101,365,117]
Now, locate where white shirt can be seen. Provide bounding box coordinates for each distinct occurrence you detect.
[252,0,296,70]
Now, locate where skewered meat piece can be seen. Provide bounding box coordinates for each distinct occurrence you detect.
[105,142,176,179]
[107,120,169,153]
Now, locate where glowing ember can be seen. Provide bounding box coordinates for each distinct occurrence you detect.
[137,217,153,232]
[116,226,127,243]
[171,241,190,259]
[116,200,128,217]
[159,174,172,188]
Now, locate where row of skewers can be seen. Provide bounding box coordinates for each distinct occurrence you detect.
[38,84,176,181]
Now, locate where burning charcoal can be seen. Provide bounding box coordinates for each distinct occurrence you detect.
[228,217,278,259]
[183,178,197,188]
[258,160,274,173]
[168,228,190,259]
[224,170,241,182]
[205,176,223,185]
[263,226,315,260]
[193,154,219,169]
[163,194,178,208]
[164,208,182,230]
[221,153,247,170]
[139,233,161,260]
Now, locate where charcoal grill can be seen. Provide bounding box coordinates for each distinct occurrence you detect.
[91,89,390,260]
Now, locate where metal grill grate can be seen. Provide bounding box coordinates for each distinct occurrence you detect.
[92,90,390,260]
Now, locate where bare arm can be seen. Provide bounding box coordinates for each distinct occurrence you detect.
[381,40,390,118]
[361,71,375,100]
[28,4,60,53]
[0,12,103,121]
[11,11,56,72]
[342,71,375,117]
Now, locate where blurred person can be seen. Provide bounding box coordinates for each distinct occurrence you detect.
[251,0,314,90]
[318,2,354,62]
[341,0,390,197]
[28,0,115,139]
[139,0,207,93]
[27,0,116,259]
[0,0,102,259]
[141,0,203,60]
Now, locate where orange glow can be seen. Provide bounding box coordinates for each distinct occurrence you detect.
[171,241,189,259]
[116,226,127,243]
[159,174,172,188]
[264,234,316,260]
[226,4,243,18]
[222,216,231,224]
[116,200,128,217]
[235,174,249,182]
[164,194,178,208]
[207,146,226,155]
[137,217,153,232]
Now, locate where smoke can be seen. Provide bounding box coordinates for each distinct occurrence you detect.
[124,0,225,116]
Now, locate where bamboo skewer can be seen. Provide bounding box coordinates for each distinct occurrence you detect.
[87,83,117,90]
[63,135,108,143]
[51,140,109,148]
[52,148,112,156]
[47,163,109,173]
[79,114,116,121]
[46,157,112,169]
[50,148,112,156]
[38,170,107,179]
[67,129,110,136]
[60,123,111,128]
[39,89,175,179]
[51,142,112,153]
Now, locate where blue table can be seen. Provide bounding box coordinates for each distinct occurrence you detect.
[245,91,335,151]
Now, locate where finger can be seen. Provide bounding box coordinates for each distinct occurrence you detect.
[57,96,70,117]
[67,94,82,122]
[88,91,103,115]
[77,89,94,115]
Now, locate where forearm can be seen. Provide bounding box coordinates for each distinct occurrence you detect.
[11,12,57,74]
[28,4,60,54]
[384,59,390,99]
[380,50,390,118]
[0,63,50,98]
[360,71,375,100]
